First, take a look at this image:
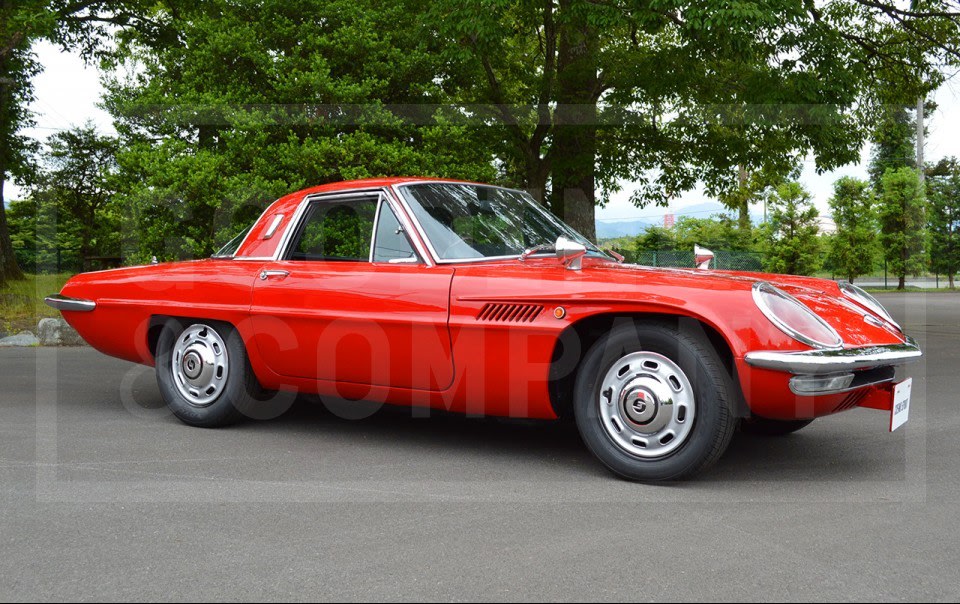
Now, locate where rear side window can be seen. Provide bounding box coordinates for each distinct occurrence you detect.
[289,198,378,261]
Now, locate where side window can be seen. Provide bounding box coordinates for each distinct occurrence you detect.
[289,198,377,261]
[373,203,418,263]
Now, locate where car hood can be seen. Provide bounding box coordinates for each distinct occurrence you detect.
[589,261,839,296]
[584,261,904,347]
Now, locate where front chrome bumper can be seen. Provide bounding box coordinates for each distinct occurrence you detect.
[744,337,922,375]
[44,294,96,312]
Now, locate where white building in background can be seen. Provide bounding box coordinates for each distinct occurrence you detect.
[817,215,837,234]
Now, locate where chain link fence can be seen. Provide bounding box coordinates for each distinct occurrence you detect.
[624,249,958,289]
[632,249,765,272]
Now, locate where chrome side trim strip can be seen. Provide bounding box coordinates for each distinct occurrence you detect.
[744,337,922,375]
[44,294,96,312]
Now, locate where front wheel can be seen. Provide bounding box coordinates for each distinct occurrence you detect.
[573,320,737,481]
[155,319,264,427]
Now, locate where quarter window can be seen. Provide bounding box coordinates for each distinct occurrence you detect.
[373,203,417,262]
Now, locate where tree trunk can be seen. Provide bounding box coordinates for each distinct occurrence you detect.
[737,166,751,232]
[525,152,550,206]
[898,275,906,290]
[549,0,598,242]
[949,273,954,289]
[0,174,25,284]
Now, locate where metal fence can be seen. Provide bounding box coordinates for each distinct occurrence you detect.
[632,249,765,272]
[625,249,958,290]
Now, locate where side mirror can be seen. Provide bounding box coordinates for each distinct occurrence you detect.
[556,236,587,271]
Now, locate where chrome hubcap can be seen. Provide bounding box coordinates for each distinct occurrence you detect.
[171,324,229,407]
[598,351,695,458]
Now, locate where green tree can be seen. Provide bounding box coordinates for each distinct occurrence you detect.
[0,0,40,284]
[34,124,120,265]
[827,176,878,283]
[878,167,927,290]
[0,0,155,283]
[104,0,498,261]
[634,226,676,252]
[927,157,960,288]
[868,105,916,189]
[430,0,960,241]
[674,215,753,252]
[763,182,822,276]
[7,189,84,273]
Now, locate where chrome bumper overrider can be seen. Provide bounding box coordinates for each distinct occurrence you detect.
[44,294,96,312]
[744,337,922,376]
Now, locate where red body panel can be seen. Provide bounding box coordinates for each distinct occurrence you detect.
[57,177,913,422]
[250,261,454,390]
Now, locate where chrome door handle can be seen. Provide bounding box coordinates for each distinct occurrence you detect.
[259,270,290,281]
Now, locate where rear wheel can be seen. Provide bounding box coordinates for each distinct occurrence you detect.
[573,320,737,481]
[155,319,264,427]
[740,417,814,436]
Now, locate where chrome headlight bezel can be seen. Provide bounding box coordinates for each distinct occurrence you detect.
[752,282,843,350]
[838,282,901,331]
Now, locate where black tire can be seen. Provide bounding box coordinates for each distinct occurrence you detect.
[573,319,738,481]
[155,318,265,428]
[740,417,814,436]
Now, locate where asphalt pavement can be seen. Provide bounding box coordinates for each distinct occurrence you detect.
[1,292,958,601]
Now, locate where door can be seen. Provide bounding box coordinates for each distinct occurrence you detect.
[249,192,454,391]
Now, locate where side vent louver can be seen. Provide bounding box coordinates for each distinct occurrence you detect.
[477,303,543,323]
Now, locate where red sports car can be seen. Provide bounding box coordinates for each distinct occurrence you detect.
[47,178,921,481]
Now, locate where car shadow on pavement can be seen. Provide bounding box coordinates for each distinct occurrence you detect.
[212,395,907,484]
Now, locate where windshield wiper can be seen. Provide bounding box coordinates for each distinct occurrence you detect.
[519,243,555,261]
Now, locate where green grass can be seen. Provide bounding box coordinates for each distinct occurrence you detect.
[0,273,73,335]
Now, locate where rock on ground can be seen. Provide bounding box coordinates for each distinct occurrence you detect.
[0,332,40,347]
[37,318,86,346]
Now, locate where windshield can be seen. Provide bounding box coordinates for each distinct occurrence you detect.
[398,182,602,261]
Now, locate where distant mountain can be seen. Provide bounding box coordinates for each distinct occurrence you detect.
[595,218,659,239]
[596,201,766,239]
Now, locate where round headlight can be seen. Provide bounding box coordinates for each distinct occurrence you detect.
[752,282,843,349]
[838,282,900,330]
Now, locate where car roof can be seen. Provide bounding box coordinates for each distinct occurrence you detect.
[235,177,484,258]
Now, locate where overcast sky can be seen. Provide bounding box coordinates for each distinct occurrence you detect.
[10,41,960,223]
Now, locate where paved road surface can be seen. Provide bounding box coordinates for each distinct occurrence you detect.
[1,293,957,601]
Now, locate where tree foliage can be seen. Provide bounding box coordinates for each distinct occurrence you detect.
[868,105,916,189]
[104,0,498,261]
[5,0,960,271]
[878,166,927,289]
[428,0,960,241]
[827,176,878,283]
[9,124,121,273]
[0,0,155,283]
[762,182,822,276]
[927,157,960,287]
[634,226,677,252]
[0,0,41,283]
[673,215,755,252]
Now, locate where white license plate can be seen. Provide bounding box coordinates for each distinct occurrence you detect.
[890,378,912,432]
